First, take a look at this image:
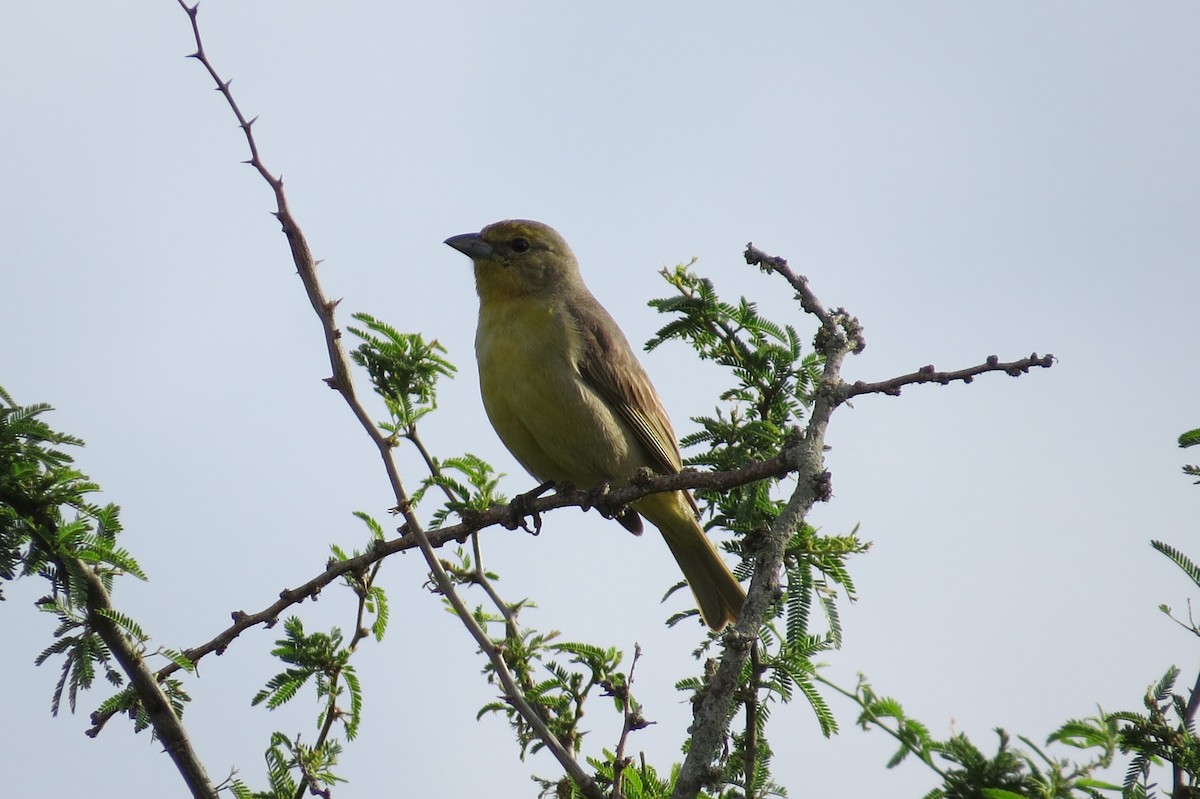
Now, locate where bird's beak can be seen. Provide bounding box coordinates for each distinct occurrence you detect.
[444,232,494,261]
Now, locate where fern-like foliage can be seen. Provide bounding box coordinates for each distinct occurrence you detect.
[0,385,177,728]
[240,520,390,799]
[411,452,505,528]
[348,311,455,432]
[252,617,361,732]
[647,266,866,792]
[819,675,1123,799]
[1150,540,1200,594]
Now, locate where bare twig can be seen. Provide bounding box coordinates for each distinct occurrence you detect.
[610,643,650,799]
[153,457,788,676]
[745,244,855,342]
[470,533,522,636]
[845,354,1055,399]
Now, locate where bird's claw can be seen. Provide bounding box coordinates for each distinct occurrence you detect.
[502,481,554,535]
[582,481,642,535]
[580,480,615,517]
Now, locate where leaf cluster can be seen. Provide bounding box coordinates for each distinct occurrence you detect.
[0,385,174,725]
[648,265,824,545]
[233,515,391,797]
[228,731,345,799]
[1104,540,1200,799]
[830,676,1121,799]
[1179,428,1200,483]
[348,311,455,433]
[646,267,866,792]
[472,615,628,761]
[412,453,505,529]
[822,534,1200,799]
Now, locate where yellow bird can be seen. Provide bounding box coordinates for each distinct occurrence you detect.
[445,219,745,630]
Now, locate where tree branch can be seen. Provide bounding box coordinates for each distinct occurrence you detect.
[671,250,862,799]
[844,353,1055,399]
[670,246,1055,798]
[89,453,795,726]
[72,553,217,799]
[11,488,217,798]
[83,455,793,741]
[175,4,602,795]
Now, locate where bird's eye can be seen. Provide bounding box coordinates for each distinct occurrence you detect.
[510,237,530,254]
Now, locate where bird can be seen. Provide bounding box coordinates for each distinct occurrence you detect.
[444,219,745,630]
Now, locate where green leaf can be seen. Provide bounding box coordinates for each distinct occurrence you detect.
[1177,428,1200,449]
[1150,540,1200,589]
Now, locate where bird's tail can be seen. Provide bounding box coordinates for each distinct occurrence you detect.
[635,491,746,631]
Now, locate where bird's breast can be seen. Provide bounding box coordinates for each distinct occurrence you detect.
[475,297,639,487]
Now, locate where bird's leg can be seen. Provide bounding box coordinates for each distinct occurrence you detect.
[581,481,643,536]
[502,480,555,535]
[579,480,612,515]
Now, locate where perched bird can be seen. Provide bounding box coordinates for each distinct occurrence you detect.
[444,219,746,630]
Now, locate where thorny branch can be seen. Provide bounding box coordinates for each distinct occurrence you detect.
[668,245,1053,799]
[174,3,602,797]
[86,453,799,722]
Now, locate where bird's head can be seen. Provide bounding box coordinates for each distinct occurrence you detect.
[445,219,582,299]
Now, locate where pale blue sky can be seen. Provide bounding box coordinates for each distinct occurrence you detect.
[3,3,1198,797]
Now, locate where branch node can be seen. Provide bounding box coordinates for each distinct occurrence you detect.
[811,470,833,502]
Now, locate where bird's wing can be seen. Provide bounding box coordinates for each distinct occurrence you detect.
[570,296,683,478]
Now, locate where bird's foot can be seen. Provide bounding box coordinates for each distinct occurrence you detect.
[579,480,614,516]
[582,481,642,536]
[501,481,555,535]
